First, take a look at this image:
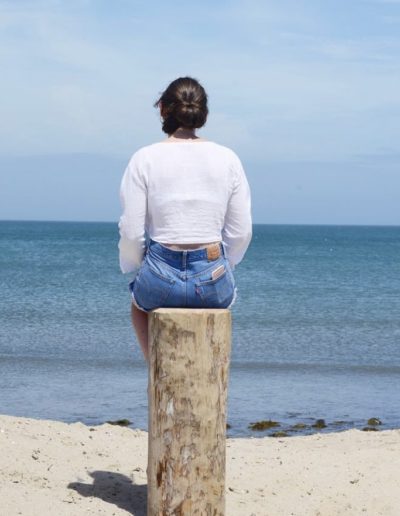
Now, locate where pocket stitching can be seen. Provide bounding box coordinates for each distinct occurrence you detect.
[190,257,225,279]
[195,269,228,287]
[147,264,175,284]
[195,271,234,302]
[133,262,176,310]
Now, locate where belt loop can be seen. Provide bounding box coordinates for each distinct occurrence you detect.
[220,242,225,258]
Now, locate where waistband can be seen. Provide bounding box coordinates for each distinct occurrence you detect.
[147,239,225,263]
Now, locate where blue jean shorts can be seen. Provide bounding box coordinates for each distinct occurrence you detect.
[129,239,237,313]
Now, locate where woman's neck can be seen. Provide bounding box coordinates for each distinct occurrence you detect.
[169,128,198,140]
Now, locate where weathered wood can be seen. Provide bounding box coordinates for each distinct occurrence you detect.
[147,308,232,516]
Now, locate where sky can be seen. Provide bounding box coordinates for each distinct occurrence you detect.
[0,0,399,224]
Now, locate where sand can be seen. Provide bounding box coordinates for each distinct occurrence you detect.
[0,413,399,515]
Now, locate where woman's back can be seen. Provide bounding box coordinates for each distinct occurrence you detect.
[125,140,249,246]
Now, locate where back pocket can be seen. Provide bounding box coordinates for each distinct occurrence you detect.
[195,262,235,308]
[132,260,175,311]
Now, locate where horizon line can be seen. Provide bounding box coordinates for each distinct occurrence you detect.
[1,219,399,228]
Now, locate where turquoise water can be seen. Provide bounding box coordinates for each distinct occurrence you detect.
[0,221,399,437]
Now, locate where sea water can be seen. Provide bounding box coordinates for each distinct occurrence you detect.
[0,221,399,437]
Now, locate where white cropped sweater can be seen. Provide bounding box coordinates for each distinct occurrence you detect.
[118,140,252,274]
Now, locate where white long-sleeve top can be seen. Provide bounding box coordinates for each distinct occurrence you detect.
[118,140,252,274]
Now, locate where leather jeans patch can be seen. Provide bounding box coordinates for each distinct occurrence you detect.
[207,243,221,260]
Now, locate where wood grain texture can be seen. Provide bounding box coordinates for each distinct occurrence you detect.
[147,309,232,516]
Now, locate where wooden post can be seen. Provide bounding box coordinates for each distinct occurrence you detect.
[147,308,232,516]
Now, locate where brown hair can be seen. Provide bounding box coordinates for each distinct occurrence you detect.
[154,77,208,135]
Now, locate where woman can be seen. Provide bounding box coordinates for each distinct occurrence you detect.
[118,77,252,363]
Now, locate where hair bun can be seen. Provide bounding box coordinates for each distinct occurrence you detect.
[154,77,208,135]
[174,102,201,128]
[181,99,197,107]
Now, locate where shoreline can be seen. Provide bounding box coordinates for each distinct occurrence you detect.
[1,413,399,515]
[2,410,395,439]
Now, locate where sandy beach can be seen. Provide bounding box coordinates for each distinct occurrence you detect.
[1,414,399,515]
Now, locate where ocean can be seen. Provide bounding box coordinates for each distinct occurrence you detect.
[0,221,399,437]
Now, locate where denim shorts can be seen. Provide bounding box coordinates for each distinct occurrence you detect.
[128,239,237,313]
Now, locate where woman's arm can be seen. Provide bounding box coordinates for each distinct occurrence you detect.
[222,155,252,269]
[118,154,147,274]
